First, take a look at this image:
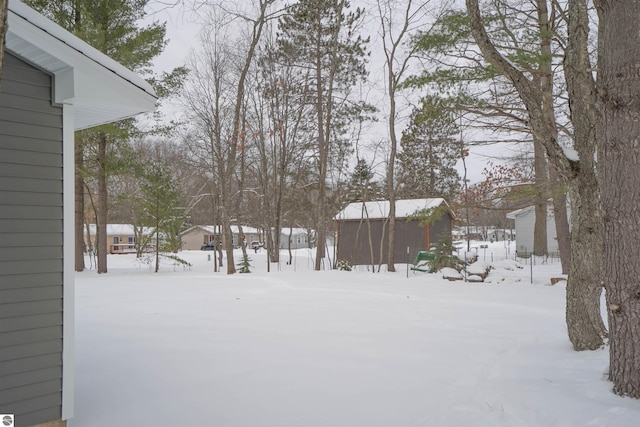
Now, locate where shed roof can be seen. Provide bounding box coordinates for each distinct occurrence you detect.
[6,0,157,129]
[334,198,451,221]
[506,206,535,220]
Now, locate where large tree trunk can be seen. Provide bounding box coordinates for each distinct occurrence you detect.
[97,132,108,274]
[597,0,640,398]
[74,138,85,271]
[565,182,606,350]
[563,0,606,350]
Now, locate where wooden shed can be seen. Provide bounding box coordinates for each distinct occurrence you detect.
[334,198,454,266]
[0,1,157,426]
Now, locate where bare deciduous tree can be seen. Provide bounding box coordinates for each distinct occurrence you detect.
[184,1,278,274]
[376,0,433,272]
[466,0,606,350]
[277,0,369,270]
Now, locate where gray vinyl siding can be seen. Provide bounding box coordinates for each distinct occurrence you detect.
[0,53,64,427]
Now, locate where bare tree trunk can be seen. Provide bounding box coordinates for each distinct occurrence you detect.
[597,0,640,397]
[223,0,270,275]
[154,230,159,273]
[563,0,606,350]
[376,0,428,273]
[222,214,235,274]
[549,166,571,275]
[314,52,328,271]
[386,76,397,272]
[287,226,293,265]
[75,138,85,271]
[97,132,108,274]
[533,138,548,256]
[550,177,571,274]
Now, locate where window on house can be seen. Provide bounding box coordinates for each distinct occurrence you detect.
[113,237,119,244]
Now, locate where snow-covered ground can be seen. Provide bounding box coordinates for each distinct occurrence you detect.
[69,242,640,427]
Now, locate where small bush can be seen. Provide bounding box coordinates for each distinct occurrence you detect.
[236,254,252,273]
[428,239,466,273]
[336,259,352,271]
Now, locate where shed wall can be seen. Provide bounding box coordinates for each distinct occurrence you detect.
[513,207,560,255]
[513,209,535,254]
[336,214,452,266]
[0,53,64,426]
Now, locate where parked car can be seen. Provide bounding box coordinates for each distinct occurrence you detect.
[201,241,218,251]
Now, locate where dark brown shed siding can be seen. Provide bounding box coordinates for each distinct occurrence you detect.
[336,213,453,266]
[0,53,64,427]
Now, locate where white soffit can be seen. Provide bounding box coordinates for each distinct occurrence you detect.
[6,0,158,129]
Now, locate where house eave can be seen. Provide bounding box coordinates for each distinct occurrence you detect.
[7,0,158,129]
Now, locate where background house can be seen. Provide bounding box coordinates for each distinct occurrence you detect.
[277,227,309,250]
[84,224,152,254]
[180,225,262,250]
[334,198,454,266]
[507,204,560,257]
[0,2,156,426]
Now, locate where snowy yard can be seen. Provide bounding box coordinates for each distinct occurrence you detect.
[69,244,640,426]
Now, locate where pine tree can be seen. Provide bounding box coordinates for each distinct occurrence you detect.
[397,96,461,201]
[236,254,252,274]
[24,0,183,273]
[276,0,369,270]
[138,159,185,273]
[346,159,382,203]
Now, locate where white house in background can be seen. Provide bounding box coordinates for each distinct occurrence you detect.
[0,1,157,426]
[180,225,262,250]
[486,228,515,242]
[277,227,310,249]
[507,204,560,256]
[85,224,153,254]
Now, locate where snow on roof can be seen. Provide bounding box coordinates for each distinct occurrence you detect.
[506,206,535,219]
[279,227,308,236]
[180,225,261,235]
[334,198,450,221]
[7,0,157,129]
[87,224,152,236]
